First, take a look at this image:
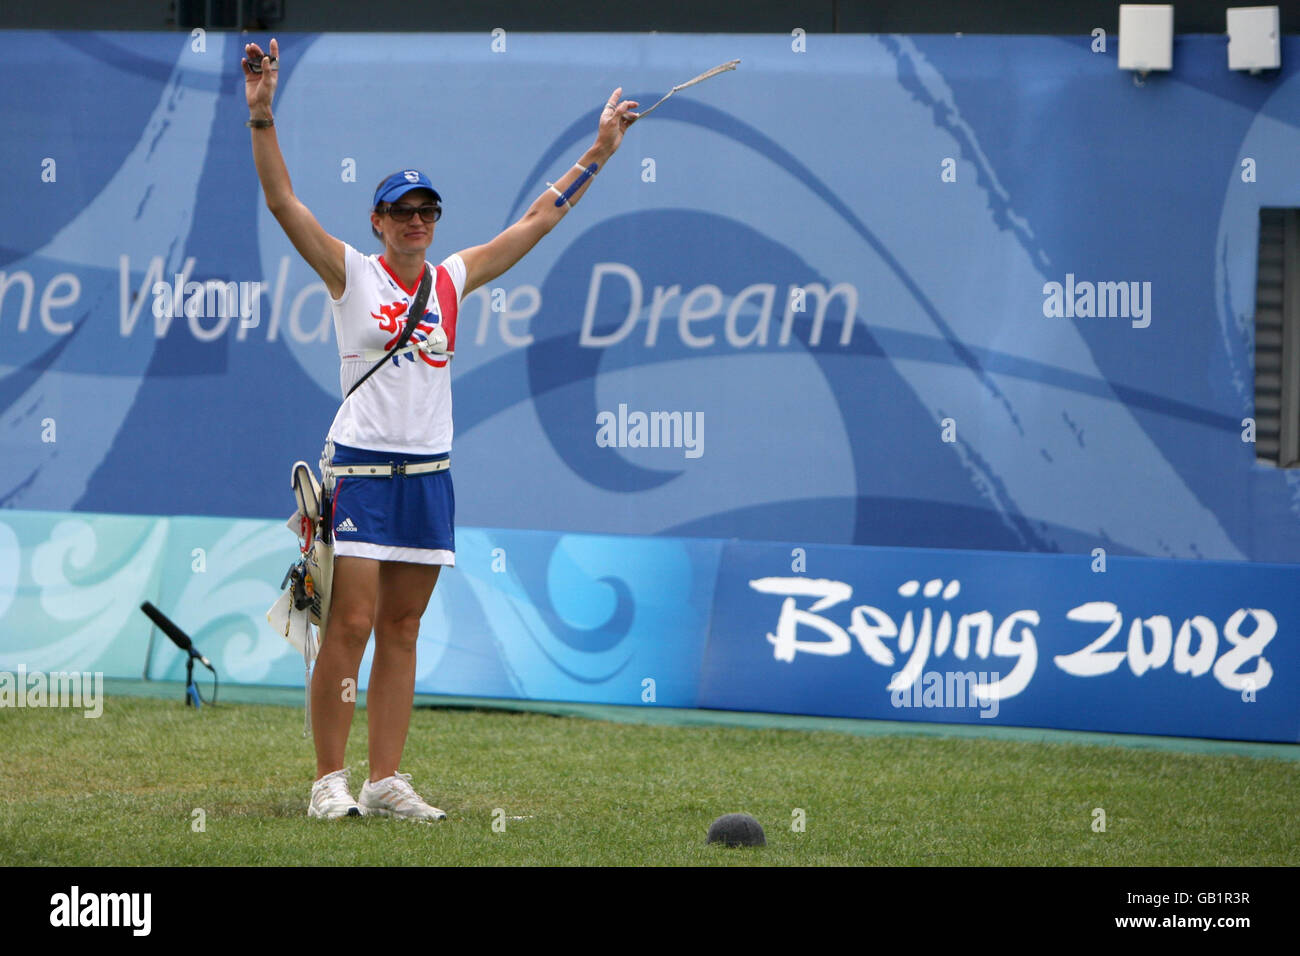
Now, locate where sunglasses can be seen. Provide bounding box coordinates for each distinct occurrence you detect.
[380,202,442,223]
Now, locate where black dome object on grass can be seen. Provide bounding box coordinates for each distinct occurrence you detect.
[706,813,766,847]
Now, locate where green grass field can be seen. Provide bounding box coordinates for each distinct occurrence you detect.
[1,694,1296,866]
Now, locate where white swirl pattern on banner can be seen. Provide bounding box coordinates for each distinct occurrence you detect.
[173,521,292,683]
[6,518,167,672]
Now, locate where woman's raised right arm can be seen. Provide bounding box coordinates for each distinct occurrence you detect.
[244,38,346,299]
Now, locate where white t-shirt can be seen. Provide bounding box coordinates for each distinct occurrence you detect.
[326,242,466,454]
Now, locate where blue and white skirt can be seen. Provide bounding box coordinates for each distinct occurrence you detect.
[328,442,455,566]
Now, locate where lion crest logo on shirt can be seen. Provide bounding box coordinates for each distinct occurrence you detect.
[370,300,443,368]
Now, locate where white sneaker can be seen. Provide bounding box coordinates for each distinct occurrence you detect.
[359,771,447,822]
[308,768,362,819]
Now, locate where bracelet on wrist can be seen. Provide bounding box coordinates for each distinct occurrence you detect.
[246,117,274,129]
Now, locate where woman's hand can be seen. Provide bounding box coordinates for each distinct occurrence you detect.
[593,87,639,157]
[243,38,279,119]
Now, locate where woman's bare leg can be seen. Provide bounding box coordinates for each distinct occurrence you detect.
[311,556,379,779]
[367,561,441,780]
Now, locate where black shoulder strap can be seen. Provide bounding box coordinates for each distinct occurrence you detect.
[345,263,434,399]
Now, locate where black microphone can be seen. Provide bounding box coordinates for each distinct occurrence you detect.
[140,601,212,669]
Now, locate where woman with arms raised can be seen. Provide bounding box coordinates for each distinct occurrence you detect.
[244,37,638,820]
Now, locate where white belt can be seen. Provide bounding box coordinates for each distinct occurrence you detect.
[334,458,450,477]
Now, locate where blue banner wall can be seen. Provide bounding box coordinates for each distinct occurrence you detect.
[0,510,1294,741]
[1,33,1299,563]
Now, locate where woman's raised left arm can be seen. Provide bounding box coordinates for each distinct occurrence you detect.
[458,87,639,296]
